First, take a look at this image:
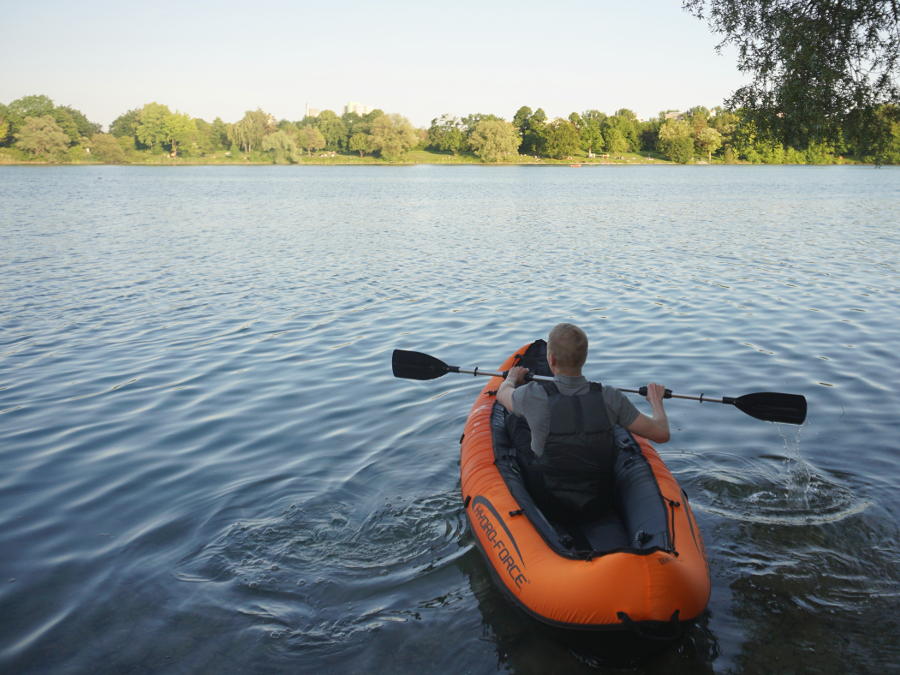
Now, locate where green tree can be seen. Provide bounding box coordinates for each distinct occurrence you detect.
[866,103,900,163]
[164,112,196,157]
[136,102,172,151]
[15,115,69,159]
[297,125,326,155]
[363,109,385,123]
[467,119,521,162]
[426,114,466,154]
[348,132,373,157]
[230,109,273,154]
[192,119,216,155]
[88,133,127,163]
[544,119,580,158]
[7,95,55,135]
[342,111,363,133]
[512,105,533,152]
[805,141,837,164]
[710,107,739,144]
[461,113,503,135]
[8,94,55,117]
[687,105,709,128]
[686,106,711,151]
[0,104,10,146]
[579,110,606,155]
[520,108,548,156]
[658,119,695,162]
[684,0,900,149]
[604,110,640,152]
[262,129,300,163]
[639,117,662,151]
[315,110,349,151]
[512,106,532,132]
[56,105,100,140]
[369,113,418,161]
[210,118,230,150]
[729,112,762,161]
[605,127,629,154]
[109,108,143,146]
[51,108,81,145]
[697,127,723,161]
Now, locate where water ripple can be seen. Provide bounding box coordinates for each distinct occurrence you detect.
[2,165,899,673]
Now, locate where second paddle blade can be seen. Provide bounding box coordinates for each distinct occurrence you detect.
[392,350,451,380]
[733,392,807,425]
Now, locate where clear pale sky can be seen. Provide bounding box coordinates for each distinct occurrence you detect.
[1,0,745,129]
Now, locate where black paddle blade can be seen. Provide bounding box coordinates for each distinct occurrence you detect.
[732,392,807,425]
[392,350,452,380]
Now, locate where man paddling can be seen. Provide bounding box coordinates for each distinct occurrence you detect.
[496,323,670,521]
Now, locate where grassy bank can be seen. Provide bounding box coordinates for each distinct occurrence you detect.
[0,146,680,166]
[1,146,865,166]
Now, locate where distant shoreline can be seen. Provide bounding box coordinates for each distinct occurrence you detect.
[0,153,868,167]
[0,149,674,166]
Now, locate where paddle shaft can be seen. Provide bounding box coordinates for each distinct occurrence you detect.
[452,365,554,382]
[619,387,731,404]
[458,367,730,404]
[455,367,678,397]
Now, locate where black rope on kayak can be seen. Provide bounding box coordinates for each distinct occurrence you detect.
[464,496,471,508]
[666,499,681,557]
[508,509,524,517]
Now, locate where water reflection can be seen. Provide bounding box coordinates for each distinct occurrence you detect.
[716,509,900,673]
[456,545,720,673]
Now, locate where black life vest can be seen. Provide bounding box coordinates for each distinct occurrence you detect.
[532,381,618,517]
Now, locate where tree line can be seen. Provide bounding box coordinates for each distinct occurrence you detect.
[1,94,898,164]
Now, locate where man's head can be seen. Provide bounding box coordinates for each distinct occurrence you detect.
[547,323,588,375]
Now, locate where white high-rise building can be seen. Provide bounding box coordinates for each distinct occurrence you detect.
[344,102,372,116]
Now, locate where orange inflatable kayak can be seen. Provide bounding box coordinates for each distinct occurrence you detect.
[460,340,710,634]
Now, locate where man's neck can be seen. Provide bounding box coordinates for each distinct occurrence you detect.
[552,367,582,378]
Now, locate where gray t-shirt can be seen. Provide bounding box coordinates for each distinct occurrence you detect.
[511,374,640,456]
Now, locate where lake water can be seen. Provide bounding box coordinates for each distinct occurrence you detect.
[1,165,898,674]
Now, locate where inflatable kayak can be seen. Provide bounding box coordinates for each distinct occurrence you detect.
[460,340,710,634]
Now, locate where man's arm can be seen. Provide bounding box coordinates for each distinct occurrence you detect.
[496,366,528,413]
[626,383,670,443]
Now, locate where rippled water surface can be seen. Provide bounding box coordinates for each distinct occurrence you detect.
[2,165,898,673]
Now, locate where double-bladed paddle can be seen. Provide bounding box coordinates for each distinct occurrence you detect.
[391,349,807,425]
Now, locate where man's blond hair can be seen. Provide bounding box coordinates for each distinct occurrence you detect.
[548,323,588,370]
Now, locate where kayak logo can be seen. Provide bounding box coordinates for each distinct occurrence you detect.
[471,496,528,589]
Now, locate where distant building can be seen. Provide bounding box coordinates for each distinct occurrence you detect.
[664,110,682,120]
[344,101,372,116]
[305,104,320,118]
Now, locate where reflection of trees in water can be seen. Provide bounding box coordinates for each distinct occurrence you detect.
[456,546,718,674]
[720,511,900,674]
